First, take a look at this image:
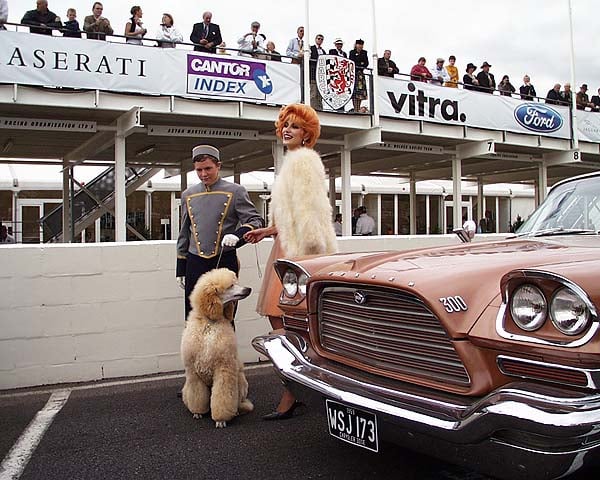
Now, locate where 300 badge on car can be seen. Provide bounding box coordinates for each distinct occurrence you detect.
[326,399,378,452]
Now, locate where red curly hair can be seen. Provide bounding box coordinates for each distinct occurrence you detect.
[274,103,321,148]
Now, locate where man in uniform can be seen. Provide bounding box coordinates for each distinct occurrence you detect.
[176,145,264,318]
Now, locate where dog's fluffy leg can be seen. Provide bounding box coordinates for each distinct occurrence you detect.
[237,362,254,414]
[182,370,210,417]
[210,367,239,427]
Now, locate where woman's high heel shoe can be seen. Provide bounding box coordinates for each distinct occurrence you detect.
[262,400,305,421]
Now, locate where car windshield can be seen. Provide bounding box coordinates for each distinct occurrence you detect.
[516,175,600,237]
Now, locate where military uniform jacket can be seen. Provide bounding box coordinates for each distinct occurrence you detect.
[176,178,263,276]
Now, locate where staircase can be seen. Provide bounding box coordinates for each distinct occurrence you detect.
[41,166,161,242]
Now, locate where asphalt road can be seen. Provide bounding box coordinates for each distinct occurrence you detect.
[0,366,590,480]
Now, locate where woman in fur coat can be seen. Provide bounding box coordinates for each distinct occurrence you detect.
[244,103,338,419]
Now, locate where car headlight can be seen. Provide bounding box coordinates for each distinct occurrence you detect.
[510,284,547,331]
[298,273,308,296]
[282,269,298,297]
[550,287,590,335]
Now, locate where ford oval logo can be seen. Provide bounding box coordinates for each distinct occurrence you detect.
[514,104,563,133]
[354,290,367,305]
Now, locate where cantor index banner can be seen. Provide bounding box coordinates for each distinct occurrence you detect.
[1,31,300,105]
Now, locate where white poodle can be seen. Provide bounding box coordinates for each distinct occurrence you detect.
[180,268,254,428]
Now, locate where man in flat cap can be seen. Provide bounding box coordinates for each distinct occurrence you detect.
[430,57,450,86]
[176,145,264,319]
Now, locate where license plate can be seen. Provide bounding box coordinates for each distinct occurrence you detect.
[325,399,378,452]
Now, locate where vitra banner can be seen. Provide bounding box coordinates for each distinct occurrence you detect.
[378,76,573,140]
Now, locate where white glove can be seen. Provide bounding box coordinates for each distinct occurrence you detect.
[177,277,185,290]
[221,234,240,247]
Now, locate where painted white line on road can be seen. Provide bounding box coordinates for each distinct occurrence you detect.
[0,390,71,480]
[0,363,272,399]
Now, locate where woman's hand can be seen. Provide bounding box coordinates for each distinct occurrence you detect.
[243,226,276,244]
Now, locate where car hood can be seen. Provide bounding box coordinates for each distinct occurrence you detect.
[301,237,600,337]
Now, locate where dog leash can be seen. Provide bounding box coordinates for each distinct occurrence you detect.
[254,244,262,279]
[215,245,224,268]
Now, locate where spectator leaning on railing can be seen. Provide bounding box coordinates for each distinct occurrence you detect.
[410,57,432,82]
[83,2,113,40]
[546,83,563,105]
[444,55,459,88]
[21,0,62,35]
[190,11,221,53]
[576,84,599,111]
[476,61,495,94]
[62,7,81,38]
[519,75,536,100]
[155,13,183,48]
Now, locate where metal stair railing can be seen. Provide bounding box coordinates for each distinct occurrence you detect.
[41,166,161,242]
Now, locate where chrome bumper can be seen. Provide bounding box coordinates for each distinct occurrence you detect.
[253,333,600,479]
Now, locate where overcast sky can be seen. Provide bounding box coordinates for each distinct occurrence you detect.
[6,0,598,98]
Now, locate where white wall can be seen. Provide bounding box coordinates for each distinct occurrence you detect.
[0,234,502,390]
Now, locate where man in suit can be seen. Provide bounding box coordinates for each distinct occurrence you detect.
[476,61,495,94]
[190,11,222,53]
[310,33,326,110]
[377,49,399,78]
[329,38,347,58]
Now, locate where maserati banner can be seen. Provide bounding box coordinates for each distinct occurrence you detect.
[377,76,572,140]
[0,31,300,105]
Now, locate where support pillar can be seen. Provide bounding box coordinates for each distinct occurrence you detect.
[328,168,336,217]
[341,148,352,236]
[477,178,484,226]
[409,172,417,235]
[394,194,399,235]
[537,163,548,205]
[62,160,71,242]
[452,157,462,230]
[272,141,284,175]
[114,133,126,242]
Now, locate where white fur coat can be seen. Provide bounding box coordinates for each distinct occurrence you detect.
[269,147,338,257]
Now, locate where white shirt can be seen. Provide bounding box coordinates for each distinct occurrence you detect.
[238,32,265,56]
[430,65,450,85]
[333,221,342,236]
[463,219,477,239]
[355,213,375,235]
[155,25,183,45]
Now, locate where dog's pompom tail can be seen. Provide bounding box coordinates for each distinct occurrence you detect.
[238,399,254,414]
[215,421,227,428]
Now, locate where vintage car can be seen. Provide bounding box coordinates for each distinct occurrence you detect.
[253,172,600,479]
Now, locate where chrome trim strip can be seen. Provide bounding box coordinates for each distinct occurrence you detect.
[253,333,600,451]
[497,354,600,390]
[497,269,599,347]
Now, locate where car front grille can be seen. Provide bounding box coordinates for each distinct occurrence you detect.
[317,285,470,386]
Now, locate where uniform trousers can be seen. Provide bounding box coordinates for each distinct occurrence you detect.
[184,250,239,319]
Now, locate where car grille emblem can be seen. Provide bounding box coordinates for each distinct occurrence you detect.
[354,290,367,305]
